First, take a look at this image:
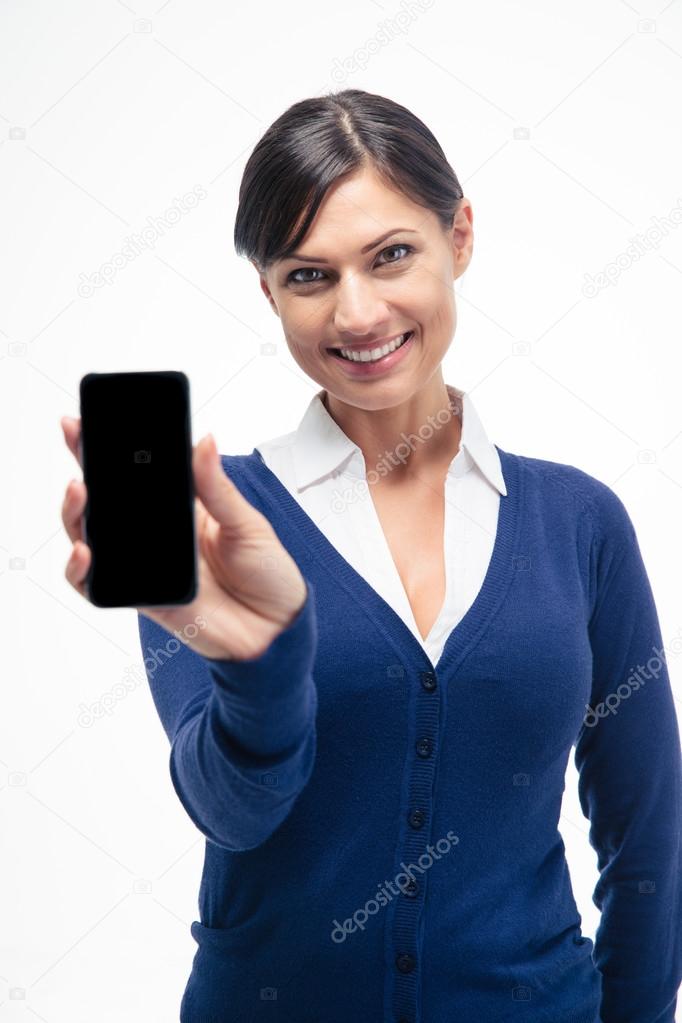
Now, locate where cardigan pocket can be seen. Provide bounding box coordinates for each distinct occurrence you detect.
[190,914,278,954]
[184,917,303,1022]
[499,930,600,1023]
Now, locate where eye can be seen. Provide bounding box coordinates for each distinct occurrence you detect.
[287,267,325,285]
[286,243,415,286]
[376,243,413,266]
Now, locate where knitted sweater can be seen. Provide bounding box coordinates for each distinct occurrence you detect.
[137,445,682,1023]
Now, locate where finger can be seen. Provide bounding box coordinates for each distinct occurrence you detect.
[192,434,262,535]
[61,479,87,543]
[60,416,82,469]
[194,494,209,537]
[65,539,91,598]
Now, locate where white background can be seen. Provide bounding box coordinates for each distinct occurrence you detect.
[1,0,681,1019]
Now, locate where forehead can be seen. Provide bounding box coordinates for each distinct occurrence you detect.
[293,165,432,247]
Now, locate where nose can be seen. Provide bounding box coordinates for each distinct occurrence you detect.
[333,274,390,338]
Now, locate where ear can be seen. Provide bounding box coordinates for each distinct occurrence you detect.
[450,199,474,280]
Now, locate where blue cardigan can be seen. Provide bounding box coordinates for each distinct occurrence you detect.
[137,446,682,1023]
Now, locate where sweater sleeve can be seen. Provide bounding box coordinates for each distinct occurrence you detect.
[136,577,319,852]
[573,489,682,1022]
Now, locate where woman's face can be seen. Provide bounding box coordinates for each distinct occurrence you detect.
[253,164,473,410]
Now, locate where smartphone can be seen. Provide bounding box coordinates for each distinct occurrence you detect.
[79,371,198,608]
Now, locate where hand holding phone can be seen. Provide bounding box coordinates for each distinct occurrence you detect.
[60,407,308,661]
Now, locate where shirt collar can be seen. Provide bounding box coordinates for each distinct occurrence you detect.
[292,383,507,496]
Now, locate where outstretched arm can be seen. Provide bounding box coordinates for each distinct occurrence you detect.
[137,578,319,852]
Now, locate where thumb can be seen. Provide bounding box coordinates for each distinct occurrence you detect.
[192,434,259,535]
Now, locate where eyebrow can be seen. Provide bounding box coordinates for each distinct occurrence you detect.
[282,228,420,264]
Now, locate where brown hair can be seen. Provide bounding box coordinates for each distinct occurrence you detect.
[233,88,464,273]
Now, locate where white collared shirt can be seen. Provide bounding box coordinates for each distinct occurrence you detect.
[254,383,507,667]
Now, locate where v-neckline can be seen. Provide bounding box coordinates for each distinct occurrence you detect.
[236,445,523,677]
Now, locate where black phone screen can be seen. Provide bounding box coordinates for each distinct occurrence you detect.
[79,371,198,608]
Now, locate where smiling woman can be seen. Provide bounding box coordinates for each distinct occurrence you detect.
[233,90,474,425]
[132,88,682,1023]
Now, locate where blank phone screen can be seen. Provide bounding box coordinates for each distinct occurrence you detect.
[79,371,197,608]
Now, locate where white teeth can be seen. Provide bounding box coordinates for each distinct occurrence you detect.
[338,332,411,363]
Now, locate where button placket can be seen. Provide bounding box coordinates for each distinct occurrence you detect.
[390,668,441,1023]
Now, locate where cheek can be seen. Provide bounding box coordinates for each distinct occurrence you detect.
[421,296,456,349]
[281,320,320,352]
[437,301,457,337]
[281,307,329,353]
[408,269,456,334]
[284,333,326,370]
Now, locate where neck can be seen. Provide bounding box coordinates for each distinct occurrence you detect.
[322,376,463,484]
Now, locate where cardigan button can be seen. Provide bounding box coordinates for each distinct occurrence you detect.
[395,952,416,973]
[408,808,426,829]
[419,670,437,692]
[416,737,433,758]
[402,877,419,897]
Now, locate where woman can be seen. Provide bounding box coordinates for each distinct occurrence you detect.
[60,89,682,1022]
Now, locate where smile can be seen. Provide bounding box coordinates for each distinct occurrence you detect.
[330,331,413,363]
